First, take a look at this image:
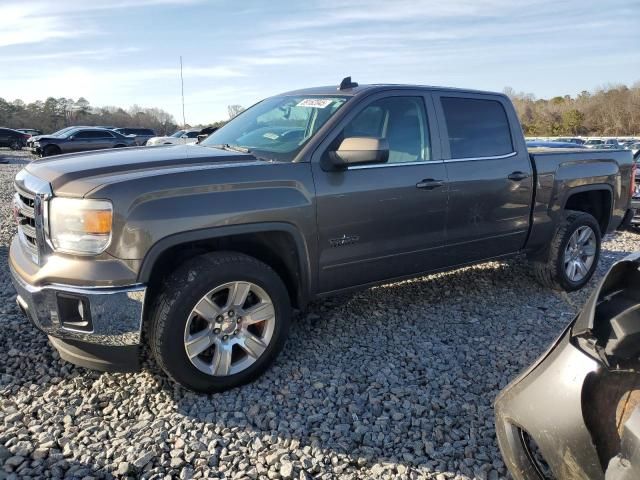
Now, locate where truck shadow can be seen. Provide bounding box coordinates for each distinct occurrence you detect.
[0,242,636,478]
[150,244,634,476]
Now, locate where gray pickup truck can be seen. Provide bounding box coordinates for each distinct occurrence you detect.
[10,79,635,392]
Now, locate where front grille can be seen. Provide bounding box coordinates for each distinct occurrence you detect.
[15,185,40,262]
[13,170,52,265]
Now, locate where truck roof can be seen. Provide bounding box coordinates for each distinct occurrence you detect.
[279,83,506,98]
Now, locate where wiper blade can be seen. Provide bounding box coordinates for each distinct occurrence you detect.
[211,143,251,154]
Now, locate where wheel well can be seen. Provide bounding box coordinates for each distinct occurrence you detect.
[45,144,61,153]
[565,189,612,234]
[144,231,305,310]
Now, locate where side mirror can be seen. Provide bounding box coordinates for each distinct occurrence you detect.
[328,137,389,169]
[68,135,75,140]
[181,135,188,139]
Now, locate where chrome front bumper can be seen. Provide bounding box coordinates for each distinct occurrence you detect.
[10,263,146,347]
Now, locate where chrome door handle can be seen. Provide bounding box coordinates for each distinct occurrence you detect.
[508,171,529,181]
[416,179,445,190]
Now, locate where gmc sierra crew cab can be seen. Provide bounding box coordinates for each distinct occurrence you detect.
[9,78,635,392]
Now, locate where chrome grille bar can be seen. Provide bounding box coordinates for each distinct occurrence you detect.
[14,170,52,265]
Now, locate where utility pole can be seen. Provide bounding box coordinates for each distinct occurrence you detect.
[180,56,186,127]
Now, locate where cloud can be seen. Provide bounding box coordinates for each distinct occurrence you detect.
[0,5,89,47]
[0,47,142,62]
[0,0,202,48]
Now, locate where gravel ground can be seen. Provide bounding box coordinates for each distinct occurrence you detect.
[0,147,638,479]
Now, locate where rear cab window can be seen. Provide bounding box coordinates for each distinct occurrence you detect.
[440,97,513,159]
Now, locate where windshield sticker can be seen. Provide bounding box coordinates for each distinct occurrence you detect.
[263,132,279,140]
[296,98,334,108]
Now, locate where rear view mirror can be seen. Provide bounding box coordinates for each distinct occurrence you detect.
[328,137,389,169]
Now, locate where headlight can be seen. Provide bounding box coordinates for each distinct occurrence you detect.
[49,198,113,254]
[33,142,40,147]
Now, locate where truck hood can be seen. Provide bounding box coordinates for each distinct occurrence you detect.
[26,144,259,197]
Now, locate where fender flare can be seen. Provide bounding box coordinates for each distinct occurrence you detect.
[137,222,312,303]
[561,183,614,231]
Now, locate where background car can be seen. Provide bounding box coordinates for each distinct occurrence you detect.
[113,127,156,146]
[0,128,30,150]
[27,126,89,148]
[16,128,43,137]
[526,140,584,149]
[146,128,201,146]
[555,137,585,145]
[32,127,137,156]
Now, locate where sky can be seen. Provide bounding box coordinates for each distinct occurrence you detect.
[1,0,639,125]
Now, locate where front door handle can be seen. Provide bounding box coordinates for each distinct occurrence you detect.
[508,171,529,181]
[416,179,445,190]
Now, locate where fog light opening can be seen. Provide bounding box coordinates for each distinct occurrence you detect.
[56,293,93,332]
[519,428,555,480]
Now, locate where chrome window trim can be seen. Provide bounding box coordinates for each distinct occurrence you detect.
[348,160,443,170]
[346,152,517,170]
[444,151,517,163]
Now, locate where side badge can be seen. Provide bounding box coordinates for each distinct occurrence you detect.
[329,234,360,248]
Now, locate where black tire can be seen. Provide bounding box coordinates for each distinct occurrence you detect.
[533,210,601,291]
[149,251,291,393]
[9,140,22,151]
[43,145,61,157]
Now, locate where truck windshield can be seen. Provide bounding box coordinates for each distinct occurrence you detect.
[202,95,349,161]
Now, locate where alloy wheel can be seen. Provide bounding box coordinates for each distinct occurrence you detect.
[564,226,597,282]
[183,281,276,376]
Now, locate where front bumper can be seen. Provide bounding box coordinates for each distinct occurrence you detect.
[494,326,604,480]
[10,262,145,346]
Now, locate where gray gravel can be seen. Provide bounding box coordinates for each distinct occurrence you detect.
[0,147,638,479]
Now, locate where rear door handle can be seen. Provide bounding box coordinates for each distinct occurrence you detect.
[508,171,529,181]
[416,179,445,190]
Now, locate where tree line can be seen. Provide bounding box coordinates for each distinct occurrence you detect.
[504,82,640,137]
[0,97,180,135]
[2,82,639,137]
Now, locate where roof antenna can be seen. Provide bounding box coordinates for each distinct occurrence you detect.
[338,76,358,90]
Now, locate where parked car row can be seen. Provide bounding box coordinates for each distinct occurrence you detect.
[527,136,640,152]
[9,125,219,157]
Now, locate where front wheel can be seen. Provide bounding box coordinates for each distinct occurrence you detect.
[43,145,61,157]
[149,252,291,392]
[533,210,601,291]
[9,140,22,150]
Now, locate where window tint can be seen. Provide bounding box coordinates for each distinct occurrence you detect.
[440,97,513,158]
[186,131,200,138]
[340,97,430,163]
[76,130,114,139]
[73,131,93,139]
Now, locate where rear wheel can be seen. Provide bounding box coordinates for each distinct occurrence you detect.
[533,210,601,291]
[149,252,291,392]
[9,140,22,151]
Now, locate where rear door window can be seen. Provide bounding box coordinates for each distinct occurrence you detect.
[440,97,513,159]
